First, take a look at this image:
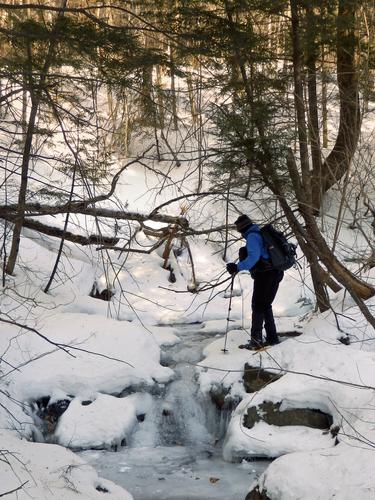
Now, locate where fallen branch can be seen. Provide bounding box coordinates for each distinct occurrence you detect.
[0,204,189,227]
[1,213,119,247]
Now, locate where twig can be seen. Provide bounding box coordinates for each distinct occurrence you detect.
[0,318,134,367]
[0,481,29,497]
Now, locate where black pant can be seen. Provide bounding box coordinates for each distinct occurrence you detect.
[251,269,283,344]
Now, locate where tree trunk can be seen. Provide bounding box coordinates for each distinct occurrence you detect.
[5,98,39,275]
[6,0,68,275]
[290,0,312,205]
[44,150,78,294]
[186,73,198,125]
[283,148,373,299]
[169,44,178,131]
[223,174,231,261]
[196,62,204,193]
[312,0,361,210]
[321,55,328,149]
[310,255,330,312]
[155,65,165,129]
[276,186,375,321]
[306,4,323,215]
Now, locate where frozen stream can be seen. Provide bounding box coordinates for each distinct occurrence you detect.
[81,324,269,499]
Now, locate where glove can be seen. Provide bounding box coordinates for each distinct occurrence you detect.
[226,262,238,275]
[238,246,247,261]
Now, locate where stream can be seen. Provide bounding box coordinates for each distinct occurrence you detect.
[80,324,269,499]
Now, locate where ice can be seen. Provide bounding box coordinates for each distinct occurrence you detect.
[78,323,269,499]
[81,446,269,500]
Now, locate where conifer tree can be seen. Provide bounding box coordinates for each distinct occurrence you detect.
[173,0,375,319]
[0,1,168,275]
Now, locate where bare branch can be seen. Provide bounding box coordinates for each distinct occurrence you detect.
[0,481,29,498]
[0,318,134,367]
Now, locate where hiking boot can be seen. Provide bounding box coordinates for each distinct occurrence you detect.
[238,340,264,351]
[264,338,280,347]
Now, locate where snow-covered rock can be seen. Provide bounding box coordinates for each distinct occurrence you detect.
[0,312,174,402]
[252,444,375,500]
[55,393,153,450]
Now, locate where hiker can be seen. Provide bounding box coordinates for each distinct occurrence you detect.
[226,214,283,350]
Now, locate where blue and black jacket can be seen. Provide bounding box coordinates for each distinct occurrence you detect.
[237,225,271,274]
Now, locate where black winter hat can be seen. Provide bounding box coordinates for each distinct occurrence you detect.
[234,214,253,233]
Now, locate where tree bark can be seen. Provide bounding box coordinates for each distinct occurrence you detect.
[5,0,68,275]
[312,0,361,210]
[169,43,178,131]
[5,96,39,275]
[290,0,329,309]
[321,56,328,149]
[1,213,119,247]
[0,203,189,227]
[290,0,312,206]
[306,4,323,215]
[282,150,373,301]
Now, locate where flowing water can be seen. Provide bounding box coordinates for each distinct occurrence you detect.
[81,324,269,499]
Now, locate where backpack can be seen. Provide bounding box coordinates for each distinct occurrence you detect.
[238,224,297,272]
[258,224,297,271]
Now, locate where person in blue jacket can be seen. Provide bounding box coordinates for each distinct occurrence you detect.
[226,214,283,350]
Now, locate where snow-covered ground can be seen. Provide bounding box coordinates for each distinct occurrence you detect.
[2,207,375,499]
[0,430,132,500]
[1,107,375,498]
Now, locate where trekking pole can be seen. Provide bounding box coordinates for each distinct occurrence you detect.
[238,273,245,330]
[238,274,251,341]
[222,274,235,354]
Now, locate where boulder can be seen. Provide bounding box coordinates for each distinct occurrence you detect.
[209,385,230,409]
[243,363,283,393]
[89,281,114,301]
[209,384,240,410]
[47,399,71,420]
[81,400,93,406]
[36,397,72,434]
[244,400,333,430]
[246,486,271,500]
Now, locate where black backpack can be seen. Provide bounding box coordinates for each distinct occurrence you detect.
[239,224,297,272]
[258,224,297,271]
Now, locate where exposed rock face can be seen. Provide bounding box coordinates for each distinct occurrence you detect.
[246,486,271,500]
[244,401,333,430]
[36,397,72,434]
[209,384,240,410]
[243,364,283,393]
[166,264,177,283]
[209,385,230,409]
[90,281,114,301]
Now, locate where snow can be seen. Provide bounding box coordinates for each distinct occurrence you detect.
[196,292,375,497]
[4,220,375,498]
[0,430,132,500]
[55,393,153,450]
[0,312,174,402]
[256,446,375,500]
[224,420,333,459]
[1,76,375,500]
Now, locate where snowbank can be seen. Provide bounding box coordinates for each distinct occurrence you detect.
[255,445,375,500]
[0,312,174,402]
[197,300,375,497]
[0,431,132,499]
